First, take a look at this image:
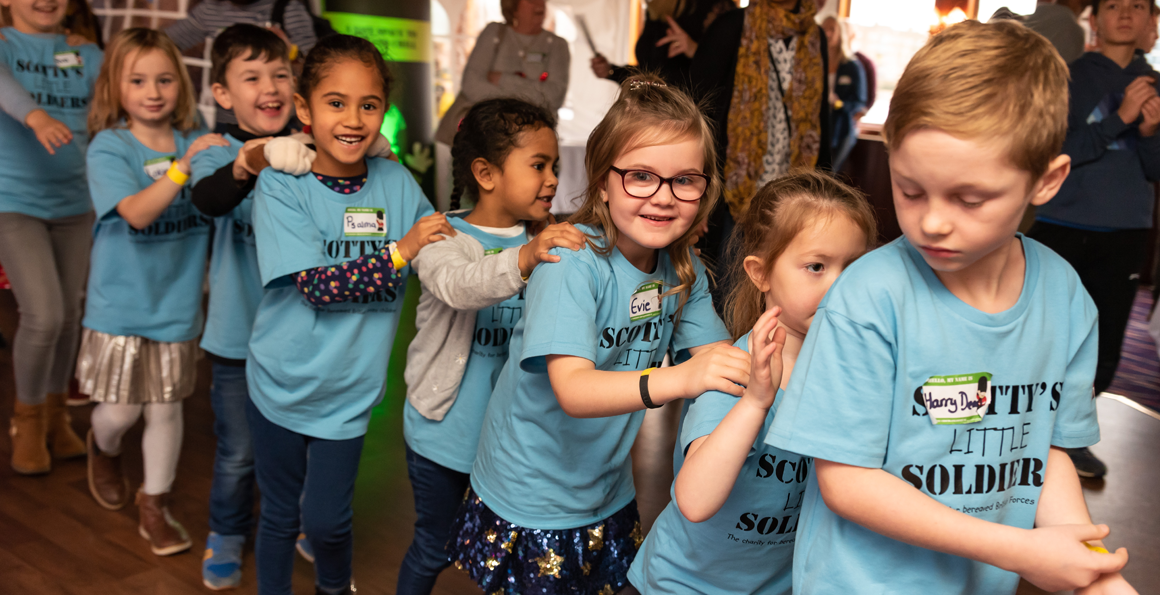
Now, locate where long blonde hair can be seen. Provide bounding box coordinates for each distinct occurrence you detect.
[88,28,200,136]
[723,170,877,340]
[570,74,722,328]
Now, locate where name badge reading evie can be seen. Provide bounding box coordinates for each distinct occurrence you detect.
[344,207,385,237]
[922,372,991,426]
[630,281,662,322]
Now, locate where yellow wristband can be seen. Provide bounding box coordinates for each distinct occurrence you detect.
[166,161,189,186]
[1085,542,1110,554]
[389,242,408,270]
[289,44,299,61]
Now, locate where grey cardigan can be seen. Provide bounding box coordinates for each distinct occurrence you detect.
[405,227,527,421]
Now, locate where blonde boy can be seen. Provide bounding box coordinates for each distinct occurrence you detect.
[766,20,1137,594]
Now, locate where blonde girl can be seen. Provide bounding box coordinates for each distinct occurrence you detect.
[80,27,224,556]
[628,170,876,594]
[448,75,743,595]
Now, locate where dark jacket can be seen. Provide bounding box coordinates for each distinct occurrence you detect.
[1036,51,1160,230]
[831,58,867,151]
[609,0,717,89]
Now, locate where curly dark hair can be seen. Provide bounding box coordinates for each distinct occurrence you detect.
[449,98,557,210]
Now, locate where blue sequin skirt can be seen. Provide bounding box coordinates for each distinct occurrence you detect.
[448,488,642,595]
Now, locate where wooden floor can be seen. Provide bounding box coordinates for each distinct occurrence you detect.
[1,286,1158,594]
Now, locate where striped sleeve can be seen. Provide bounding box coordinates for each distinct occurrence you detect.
[281,1,319,54]
[165,5,212,51]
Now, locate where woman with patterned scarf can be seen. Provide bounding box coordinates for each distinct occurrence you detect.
[689,0,832,309]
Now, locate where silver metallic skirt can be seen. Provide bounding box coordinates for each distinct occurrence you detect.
[75,328,198,404]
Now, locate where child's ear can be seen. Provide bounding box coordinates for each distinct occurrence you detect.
[472,158,497,192]
[210,83,233,111]
[1029,154,1071,207]
[743,256,771,293]
[292,93,311,127]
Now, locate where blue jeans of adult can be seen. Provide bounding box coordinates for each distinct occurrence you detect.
[208,360,255,536]
[247,396,364,595]
[396,444,471,595]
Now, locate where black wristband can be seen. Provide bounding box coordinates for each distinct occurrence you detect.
[640,367,660,409]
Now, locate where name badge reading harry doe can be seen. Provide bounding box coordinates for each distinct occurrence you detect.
[921,372,991,426]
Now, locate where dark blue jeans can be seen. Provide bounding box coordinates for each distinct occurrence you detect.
[395,444,471,595]
[208,360,255,536]
[247,396,364,595]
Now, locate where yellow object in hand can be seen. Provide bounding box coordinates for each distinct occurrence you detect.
[1084,542,1110,554]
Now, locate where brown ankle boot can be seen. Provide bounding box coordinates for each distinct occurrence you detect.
[10,401,50,475]
[87,429,129,510]
[45,392,86,459]
[136,489,192,556]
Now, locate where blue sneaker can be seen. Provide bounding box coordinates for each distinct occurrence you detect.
[202,532,245,590]
[296,532,315,563]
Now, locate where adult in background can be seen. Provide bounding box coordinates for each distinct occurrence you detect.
[589,0,734,90]
[165,0,319,131]
[433,0,570,210]
[822,15,866,172]
[1023,0,1089,63]
[689,0,832,309]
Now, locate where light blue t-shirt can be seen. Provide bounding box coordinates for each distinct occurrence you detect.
[248,159,434,440]
[403,214,529,473]
[766,235,1101,595]
[191,134,263,360]
[0,28,102,219]
[84,128,212,342]
[470,226,731,530]
[630,333,802,595]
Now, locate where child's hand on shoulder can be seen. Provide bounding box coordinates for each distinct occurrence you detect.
[234,137,274,180]
[178,133,230,174]
[670,342,751,400]
[397,213,457,261]
[1077,572,1138,595]
[740,307,786,411]
[1013,524,1129,592]
[25,109,72,155]
[518,216,586,278]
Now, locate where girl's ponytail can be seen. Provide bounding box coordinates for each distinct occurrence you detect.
[449,98,556,211]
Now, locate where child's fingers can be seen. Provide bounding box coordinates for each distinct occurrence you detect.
[1077,524,1112,543]
[39,138,56,155]
[1093,548,1130,575]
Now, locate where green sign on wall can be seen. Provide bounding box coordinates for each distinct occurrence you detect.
[324,11,432,63]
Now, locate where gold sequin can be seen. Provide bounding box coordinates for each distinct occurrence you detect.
[581,562,592,576]
[485,529,498,543]
[599,585,614,595]
[502,530,518,553]
[486,557,500,571]
[454,561,464,571]
[587,525,604,551]
[631,521,644,549]
[533,548,564,579]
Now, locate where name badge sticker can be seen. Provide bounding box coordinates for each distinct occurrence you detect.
[143,156,175,181]
[54,51,82,69]
[484,247,503,255]
[629,281,662,322]
[344,207,385,237]
[922,372,991,426]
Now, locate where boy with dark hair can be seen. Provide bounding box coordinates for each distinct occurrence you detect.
[189,23,295,590]
[1029,0,1160,479]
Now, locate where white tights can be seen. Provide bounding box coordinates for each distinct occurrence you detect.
[90,401,183,496]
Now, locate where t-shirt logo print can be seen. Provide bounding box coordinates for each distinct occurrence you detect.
[629,281,662,322]
[922,372,992,426]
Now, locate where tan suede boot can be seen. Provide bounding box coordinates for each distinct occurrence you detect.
[45,392,86,459]
[87,429,130,510]
[137,489,192,556]
[10,401,50,475]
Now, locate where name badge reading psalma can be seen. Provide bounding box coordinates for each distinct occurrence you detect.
[344,207,385,237]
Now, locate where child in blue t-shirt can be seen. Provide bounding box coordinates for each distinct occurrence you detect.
[397,98,586,595]
[447,76,740,595]
[246,35,451,595]
[765,21,1137,595]
[79,28,226,557]
[629,171,877,595]
[0,0,102,476]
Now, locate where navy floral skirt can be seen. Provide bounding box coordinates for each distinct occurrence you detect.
[447,488,642,595]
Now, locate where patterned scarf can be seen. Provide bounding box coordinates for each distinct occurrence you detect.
[723,0,825,220]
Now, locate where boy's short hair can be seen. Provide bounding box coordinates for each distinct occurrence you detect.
[210,24,290,87]
[883,20,1068,180]
[1091,0,1155,15]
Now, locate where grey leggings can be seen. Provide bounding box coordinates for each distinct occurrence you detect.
[0,211,93,405]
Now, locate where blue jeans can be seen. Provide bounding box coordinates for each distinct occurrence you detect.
[208,360,255,536]
[396,445,471,595]
[247,396,364,595]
